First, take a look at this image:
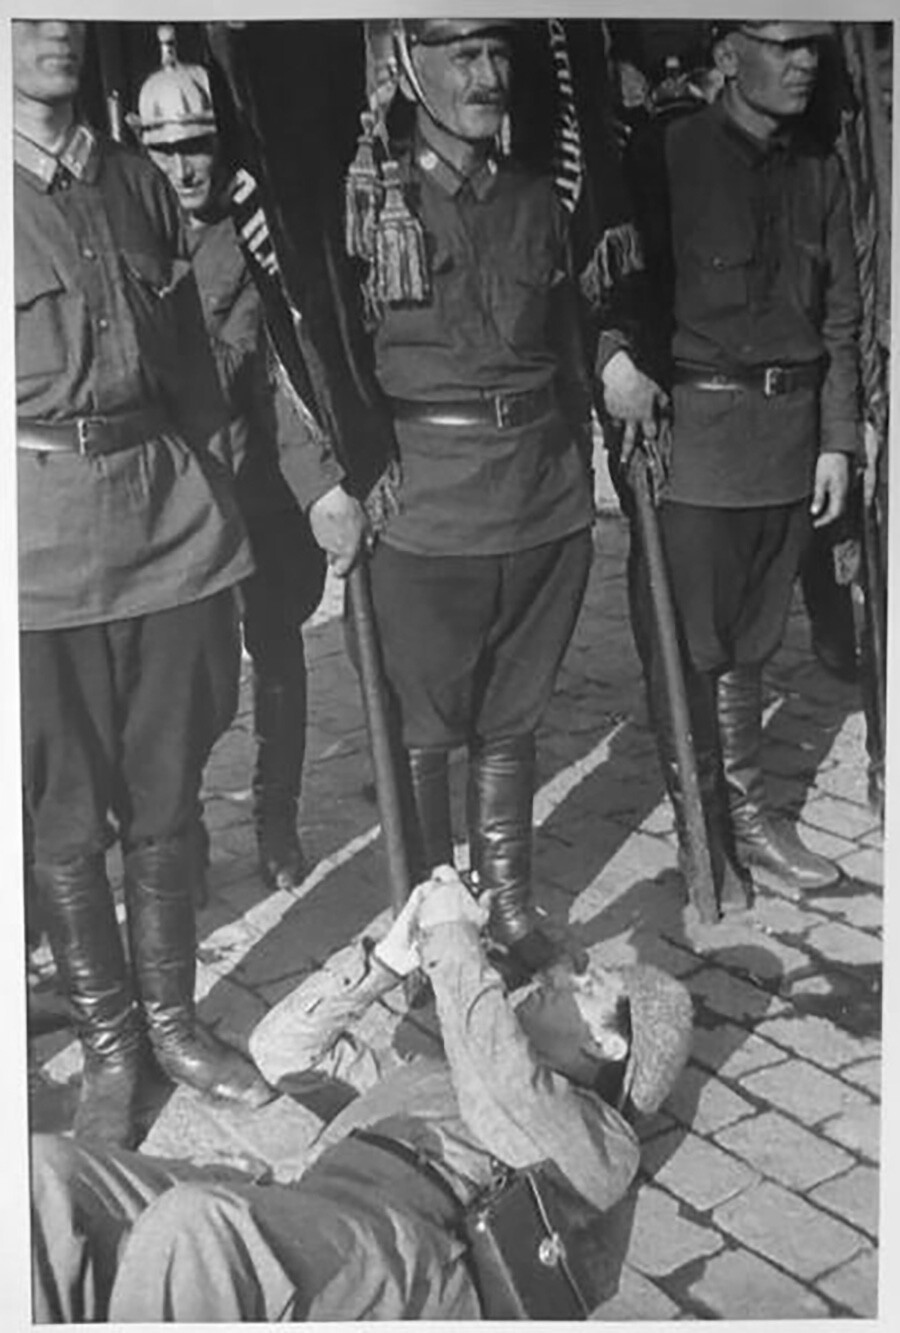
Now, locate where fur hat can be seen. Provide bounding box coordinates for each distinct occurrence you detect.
[617,964,694,1118]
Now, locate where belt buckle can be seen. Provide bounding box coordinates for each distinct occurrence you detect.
[763,366,786,398]
[493,394,513,430]
[75,418,94,455]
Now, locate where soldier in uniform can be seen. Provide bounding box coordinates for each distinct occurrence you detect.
[355,18,665,972]
[15,19,274,1148]
[628,21,861,898]
[134,29,365,894]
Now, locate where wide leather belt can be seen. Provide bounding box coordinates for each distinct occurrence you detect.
[17,406,170,457]
[673,362,822,398]
[350,1128,463,1210]
[390,383,556,431]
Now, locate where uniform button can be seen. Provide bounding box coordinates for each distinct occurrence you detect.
[82,247,96,260]
[96,317,109,331]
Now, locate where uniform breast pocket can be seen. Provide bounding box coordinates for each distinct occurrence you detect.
[493,250,557,351]
[15,260,70,384]
[687,241,754,316]
[121,250,193,373]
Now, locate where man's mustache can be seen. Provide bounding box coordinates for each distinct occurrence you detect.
[466,93,507,108]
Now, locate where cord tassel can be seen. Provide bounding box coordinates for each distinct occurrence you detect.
[373,160,430,305]
[345,111,381,261]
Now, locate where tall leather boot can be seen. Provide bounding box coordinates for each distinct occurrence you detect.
[124,837,276,1107]
[467,734,555,976]
[403,747,454,883]
[649,666,752,916]
[253,655,308,893]
[35,855,141,1148]
[717,666,839,889]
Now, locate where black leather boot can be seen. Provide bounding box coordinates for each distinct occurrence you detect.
[403,747,454,882]
[468,734,556,977]
[649,666,752,916]
[35,855,142,1149]
[253,657,308,892]
[124,837,276,1108]
[717,666,839,889]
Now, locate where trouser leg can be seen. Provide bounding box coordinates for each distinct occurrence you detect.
[250,635,309,892]
[401,746,454,884]
[243,506,327,893]
[30,1132,195,1323]
[717,664,839,890]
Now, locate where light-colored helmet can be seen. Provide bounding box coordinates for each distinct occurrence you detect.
[132,23,217,147]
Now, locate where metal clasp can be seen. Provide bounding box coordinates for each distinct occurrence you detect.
[763,366,786,398]
[538,1232,566,1267]
[493,394,513,430]
[75,418,93,454]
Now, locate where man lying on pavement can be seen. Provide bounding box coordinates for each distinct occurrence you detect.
[32,866,692,1322]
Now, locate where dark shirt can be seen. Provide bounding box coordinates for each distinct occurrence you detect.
[630,101,861,507]
[374,142,596,556]
[186,212,344,519]
[15,125,252,630]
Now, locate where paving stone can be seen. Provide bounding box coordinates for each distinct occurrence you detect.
[640,1129,758,1211]
[842,1058,881,1097]
[714,1110,854,1190]
[750,896,821,935]
[793,822,860,864]
[804,920,882,967]
[687,1246,829,1320]
[802,795,879,841]
[713,1180,866,1280]
[590,1264,681,1321]
[739,1059,873,1126]
[820,1102,881,1162]
[665,1065,756,1133]
[810,1164,880,1237]
[756,1014,880,1069]
[818,1248,880,1317]
[626,1186,725,1278]
[814,893,883,932]
[838,847,885,885]
[691,1022,788,1078]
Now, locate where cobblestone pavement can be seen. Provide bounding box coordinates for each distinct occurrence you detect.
[28,514,883,1320]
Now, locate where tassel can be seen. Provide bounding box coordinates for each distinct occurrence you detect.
[373,159,430,305]
[345,111,381,261]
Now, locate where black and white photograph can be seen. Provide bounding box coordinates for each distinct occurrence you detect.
[7,5,894,1324]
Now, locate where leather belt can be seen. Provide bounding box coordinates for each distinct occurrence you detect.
[350,1128,463,1210]
[390,383,556,431]
[17,406,170,457]
[673,362,822,398]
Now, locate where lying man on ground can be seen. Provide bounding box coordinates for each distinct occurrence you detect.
[32,867,693,1321]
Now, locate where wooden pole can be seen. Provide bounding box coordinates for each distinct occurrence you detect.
[629,454,719,924]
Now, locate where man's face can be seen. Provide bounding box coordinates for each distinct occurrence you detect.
[410,31,512,143]
[147,136,218,218]
[13,20,85,107]
[720,23,824,122]
[516,963,629,1087]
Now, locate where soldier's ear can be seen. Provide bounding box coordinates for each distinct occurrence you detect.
[713,35,739,80]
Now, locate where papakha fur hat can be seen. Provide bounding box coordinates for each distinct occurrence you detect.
[617,964,694,1118]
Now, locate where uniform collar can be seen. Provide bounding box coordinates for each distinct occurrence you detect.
[713,97,794,165]
[413,129,500,200]
[14,123,100,191]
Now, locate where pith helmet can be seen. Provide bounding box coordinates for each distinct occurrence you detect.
[132,23,217,147]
